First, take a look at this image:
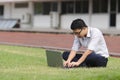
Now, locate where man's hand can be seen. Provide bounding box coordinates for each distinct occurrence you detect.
[63,50,78,68]
[64,61,80,68]
[69,62,80,67]
[63,60,70,67]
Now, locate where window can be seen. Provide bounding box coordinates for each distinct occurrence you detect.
[93,0,108,13]
[109,0,116,27]
[61,0,89,14]
[110,0,116,12]
[110,14,116,26]
[0,5,4,16]
[118,0,120,12]
[51,2,58,11]
[15,3,28,8]
[34,2,42,14]
[61,1,74,14]
[67,2,74,13]
[75,0,89,13]
[34,2,58,15]
[43,2,51,14]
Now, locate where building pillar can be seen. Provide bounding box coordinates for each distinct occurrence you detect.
[89,0,92,27]
[58,0,61,29]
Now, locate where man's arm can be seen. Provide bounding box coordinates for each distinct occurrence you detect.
[67,50,77,62]
[70,49,92,67]
[77,49,92,65]
[63,50,77,67]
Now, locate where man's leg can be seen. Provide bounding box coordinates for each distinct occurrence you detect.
[85,52,108,67]
[62,51,108,67]
[62,51,86,67]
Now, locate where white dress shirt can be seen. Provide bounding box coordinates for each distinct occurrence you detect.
[72,27,109,58]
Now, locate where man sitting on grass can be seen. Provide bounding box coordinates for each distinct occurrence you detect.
[62,19,109,68]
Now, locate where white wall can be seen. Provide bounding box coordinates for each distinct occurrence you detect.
[0,2,33,29]
[1,2,120,30]
[4,3,12,19]
[91,14,109,29]
[116,14,120,29]
[61,14,90,30]
[33,15,51,28]
[11,2,33,28]
[11,3,31,23]
[61,14,109,30]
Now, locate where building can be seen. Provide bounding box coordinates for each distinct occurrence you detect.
[0,0,120,30]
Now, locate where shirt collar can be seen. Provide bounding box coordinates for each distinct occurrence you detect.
[86,27,91,38]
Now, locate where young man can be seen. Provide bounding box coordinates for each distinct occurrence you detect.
[62,19,109,68]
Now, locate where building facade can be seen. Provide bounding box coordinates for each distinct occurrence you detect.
[0,0,120,30]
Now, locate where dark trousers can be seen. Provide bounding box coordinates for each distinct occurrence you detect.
[62,51,108,67]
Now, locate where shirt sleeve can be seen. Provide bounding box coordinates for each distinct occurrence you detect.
[72,36,81,51]
[87,30,102,51]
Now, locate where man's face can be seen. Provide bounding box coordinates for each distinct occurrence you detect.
[73,29,84,38]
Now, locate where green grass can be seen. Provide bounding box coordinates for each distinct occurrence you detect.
[0,45,120,80]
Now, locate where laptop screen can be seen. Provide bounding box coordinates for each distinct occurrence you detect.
[46,50,63,67]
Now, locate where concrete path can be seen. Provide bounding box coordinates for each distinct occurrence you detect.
[0,31,120,57]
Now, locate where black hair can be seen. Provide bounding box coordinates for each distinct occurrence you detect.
[71,19,87,30]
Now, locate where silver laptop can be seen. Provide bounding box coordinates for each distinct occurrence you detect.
[46,49,63,67]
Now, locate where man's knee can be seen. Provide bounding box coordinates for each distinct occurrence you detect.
[62,51,70,61]
[85,52,108,67]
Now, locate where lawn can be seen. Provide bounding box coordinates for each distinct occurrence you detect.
[0,45,120,80]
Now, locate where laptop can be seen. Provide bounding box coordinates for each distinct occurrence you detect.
[46,49,63,67]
